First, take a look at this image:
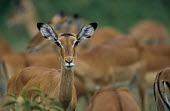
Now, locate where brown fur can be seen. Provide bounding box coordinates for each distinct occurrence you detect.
[129,20,169,44]
[7,22,97,110]
[154,67,170,111]
[88,87,140,111]
[80,27,121,49]
[141,43,170,71]
[1,51,85,98]
[75,37,141,91]
[0,37,13,59]
[75,37,170,111]
[27,17,79,52]
[7,34,80,111]
[8,0,39,37]
[136,43,170,111]
[7,66,77,111]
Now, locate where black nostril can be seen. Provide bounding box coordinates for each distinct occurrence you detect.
[65,60,73,64]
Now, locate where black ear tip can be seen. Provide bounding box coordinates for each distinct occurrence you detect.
[90,22,98,30]
[73,14,79,19]
[59,10,64,17]
[37,22,44,30]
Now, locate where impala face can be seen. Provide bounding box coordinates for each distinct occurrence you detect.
[55,33,78,69]
[27,15,81,53]
[37,22,97,69]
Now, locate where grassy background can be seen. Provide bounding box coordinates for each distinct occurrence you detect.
[0,0,168,110]
[1,0,170,51]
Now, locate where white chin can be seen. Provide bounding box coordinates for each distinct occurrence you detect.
[65,66,74,69]
[64,63,75,69]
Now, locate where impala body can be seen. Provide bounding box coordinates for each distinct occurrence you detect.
[88,87,140,111]
[0,37,12,59]
[7,22,97,111]
[129,20,169,44]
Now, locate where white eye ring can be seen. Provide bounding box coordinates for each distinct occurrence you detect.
[55,41,62,47]
[73,40,79,47]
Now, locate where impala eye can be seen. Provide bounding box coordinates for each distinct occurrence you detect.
[74,41,79,47]
[55,41,62,47]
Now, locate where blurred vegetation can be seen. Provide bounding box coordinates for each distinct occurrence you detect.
[0,0,170,51]
[3,88,64,111]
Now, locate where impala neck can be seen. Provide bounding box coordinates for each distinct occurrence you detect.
[24,0,39,37]
[58,65,74,109]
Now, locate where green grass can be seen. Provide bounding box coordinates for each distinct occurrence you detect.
[1,0,170,51]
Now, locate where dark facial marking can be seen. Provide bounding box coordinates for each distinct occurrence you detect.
[165,81,170,89]
[61,33,73,37]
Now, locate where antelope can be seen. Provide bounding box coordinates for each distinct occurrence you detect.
[140,43,170,84]
[75,35,170,111]
[27,14,82,53]
[73,36,143,110]
[88,87,140,111]
[0,37,13,59]
[25,35,170,111]
[7,22,97,111]
[129,20,169,44]
[0,53,85,99]
[7,0,39,37]
[128,42,170,111]
[0,14,87,96]
[75,36,141,93]
[154,67,170,111]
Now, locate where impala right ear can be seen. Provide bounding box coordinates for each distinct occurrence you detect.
[77,22,97,41]
[37,22,58,42]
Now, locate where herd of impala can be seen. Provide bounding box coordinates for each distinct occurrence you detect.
[0,0,170,111]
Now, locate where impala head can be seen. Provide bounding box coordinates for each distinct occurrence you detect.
[7,0,34,26]
[37,22,97,69]
[27,14,82,53]
[54,14,81,33]
[48,11,65,27]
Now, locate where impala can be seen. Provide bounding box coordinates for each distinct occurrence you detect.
[0,37,13,59]
[75,35,170,111]
[0,52,85,99]
[7,22,97,111]
[154,67,170,111]
[75,36,141,93]
[7,0,39,37]
[73,36,144,110]
[27,14,82,53]
[129,20,169,44]
[88,87,140,111]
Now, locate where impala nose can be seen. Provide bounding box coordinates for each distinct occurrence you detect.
[65,57,73,63]
[65,60,73,64]
[64,57,75,68]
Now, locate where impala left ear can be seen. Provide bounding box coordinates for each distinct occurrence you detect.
[37,22,58,42]
[77,22,97,41]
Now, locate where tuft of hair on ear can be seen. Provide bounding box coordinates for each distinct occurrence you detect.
[58,10,64,17]
[90,22,98,30]
[73,14,79,19]
[37,22,44,30]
